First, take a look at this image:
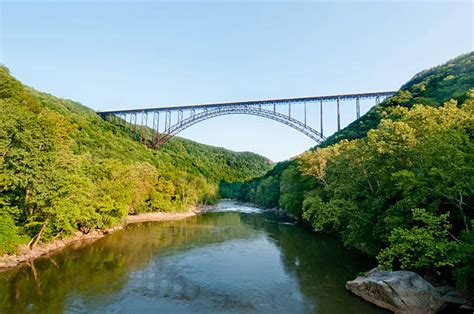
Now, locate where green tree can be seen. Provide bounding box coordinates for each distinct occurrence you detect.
[377,208,459,274]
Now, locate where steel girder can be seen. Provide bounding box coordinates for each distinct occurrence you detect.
[153,105,325,147]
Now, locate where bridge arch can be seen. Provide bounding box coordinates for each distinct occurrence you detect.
[154,106,325,147]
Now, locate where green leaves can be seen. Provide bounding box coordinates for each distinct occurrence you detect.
[0,211,26,255]
[377,208,459,274]
[279,165,313,217]
[302,192,343,233]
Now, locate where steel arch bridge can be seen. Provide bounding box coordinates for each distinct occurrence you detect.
[98,91,396,148]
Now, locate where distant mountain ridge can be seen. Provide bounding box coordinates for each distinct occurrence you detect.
[321,52,474,147]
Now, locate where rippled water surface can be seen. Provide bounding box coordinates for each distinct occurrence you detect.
[0,201,387,313]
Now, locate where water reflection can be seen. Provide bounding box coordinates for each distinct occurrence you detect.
[0,202,387,313]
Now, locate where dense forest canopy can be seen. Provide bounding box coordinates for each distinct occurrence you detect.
[221,52,474,293]
[0,65,272,255]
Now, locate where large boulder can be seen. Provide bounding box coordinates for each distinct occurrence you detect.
[346,268,445,313]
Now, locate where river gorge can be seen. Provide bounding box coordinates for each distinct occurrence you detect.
[0,201,388,313]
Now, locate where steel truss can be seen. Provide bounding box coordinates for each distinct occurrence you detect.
[154,106,324,147]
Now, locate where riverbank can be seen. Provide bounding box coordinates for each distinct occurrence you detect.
[126,211,197,224]
[0,205,216,271]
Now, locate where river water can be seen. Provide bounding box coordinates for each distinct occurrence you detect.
[0,201,387,313]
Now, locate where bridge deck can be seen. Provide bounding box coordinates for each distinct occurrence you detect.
[98,91,397,115]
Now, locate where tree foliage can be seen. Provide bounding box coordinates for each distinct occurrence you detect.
[296,98,473,283]
[0,65,271,254]
[377,208,459,273]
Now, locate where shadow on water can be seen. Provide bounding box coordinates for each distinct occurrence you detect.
[241,212,389,313]
[0,203,388,313]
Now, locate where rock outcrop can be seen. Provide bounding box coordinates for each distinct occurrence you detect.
[436,286,473,312]
[346,268,445,313]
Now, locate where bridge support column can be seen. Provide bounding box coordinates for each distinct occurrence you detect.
[134,113,138,139]
[288,102,291,118]
[337,97,341,131]
[140,111,145,144]
[156,111,160,137]
[131,113,136,138]
[169,111,172,132]
[146,112,149,142]
[152,111,156,143]
[304,101,307,126]
[320,100,323,137]
[356,97,360,120]
[165,111,172,133]
[153,111,160,146]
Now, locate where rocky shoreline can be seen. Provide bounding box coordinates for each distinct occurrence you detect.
[0,205,216,272]
[346,268,474,313]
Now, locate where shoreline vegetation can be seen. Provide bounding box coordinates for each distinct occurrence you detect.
[0,205,216,271]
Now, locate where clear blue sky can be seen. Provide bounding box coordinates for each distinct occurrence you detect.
[1,1,472,161]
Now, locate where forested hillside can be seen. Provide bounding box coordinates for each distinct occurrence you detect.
[221,52,474,292]
[322,52,474,147]
[0,66,271,255]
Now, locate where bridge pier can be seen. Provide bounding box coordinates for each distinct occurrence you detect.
[356,97,360,119]
[304,101,307,126]
[139,111,144,143]
[320,100,323,137]
[155,112,160,145]
[337,97,341,132]
[132,113,136,138]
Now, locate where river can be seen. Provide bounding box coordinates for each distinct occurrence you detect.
[0,201,387,313]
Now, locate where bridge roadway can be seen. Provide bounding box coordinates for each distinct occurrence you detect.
[98,91,396,115]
